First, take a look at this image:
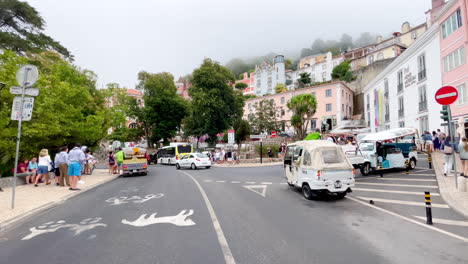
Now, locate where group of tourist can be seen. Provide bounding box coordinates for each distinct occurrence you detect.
[208,149,240,165]
[14,143,96,191]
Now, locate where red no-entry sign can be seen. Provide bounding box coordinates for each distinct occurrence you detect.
[435,86,458,105]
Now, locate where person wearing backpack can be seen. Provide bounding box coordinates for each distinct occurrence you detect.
[108,151,116,174]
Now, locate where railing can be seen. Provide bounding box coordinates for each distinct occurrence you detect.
[418,70,426,81]
[398,109,404,118]
[419,101,427,111]
[397,83,403,93]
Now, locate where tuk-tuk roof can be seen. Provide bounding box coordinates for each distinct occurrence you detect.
[295,140,338,149]
[293,140,353,171]
[361,128,417,142]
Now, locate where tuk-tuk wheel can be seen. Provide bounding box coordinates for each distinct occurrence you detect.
[409,158,416,170]
[360,163,371,176]
[302,184,314,200]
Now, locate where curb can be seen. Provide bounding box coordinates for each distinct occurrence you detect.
[0,174,119,234]
[431,154,468,219]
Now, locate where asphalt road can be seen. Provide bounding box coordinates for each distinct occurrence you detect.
[1,159,468,264]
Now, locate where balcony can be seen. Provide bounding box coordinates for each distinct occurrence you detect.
[397,83,403,93]
[398,109,404,118]
[419,101,427,112]
[418,70,426,81]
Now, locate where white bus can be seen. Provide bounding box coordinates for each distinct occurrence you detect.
[157,143,193,165]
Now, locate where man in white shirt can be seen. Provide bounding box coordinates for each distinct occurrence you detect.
[68,143,85,190]
[55,146,69,187]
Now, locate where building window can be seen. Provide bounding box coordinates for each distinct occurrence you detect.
[443,46,465,72]
[377,52,384,60]
[398,97,404,118]
[366,94,370,110]
[311,119,317,128]
[399,121,405,128]
[411,31,417,39]
[397,70,403,92]
[368,55,374,65]
[457,83,467,104]
[417,53,426,81]
[342,104,344,112]
[281,109,285,116]
[384,79,389,98]
[342,90,344,97]
[322,64,327,70]
[281,97,285,104]
[419,116,429,134]
[322,72,326,81]
[326,103,332,112]
[325,89,332,97]
[418,85,427,111]
[442,9,463,39]
[384,103,390,122]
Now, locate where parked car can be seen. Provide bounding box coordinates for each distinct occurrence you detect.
[175,153,211,170]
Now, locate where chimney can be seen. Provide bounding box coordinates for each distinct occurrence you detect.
[427,0,446,25]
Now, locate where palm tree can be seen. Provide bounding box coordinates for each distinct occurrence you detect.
[287,94,317,139]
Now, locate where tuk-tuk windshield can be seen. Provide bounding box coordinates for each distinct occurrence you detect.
[359,142,375,152]
[322,149,345,164]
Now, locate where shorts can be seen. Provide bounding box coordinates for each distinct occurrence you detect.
[38,165,49,174]
[68,162,81,176]
[117,162,122,167]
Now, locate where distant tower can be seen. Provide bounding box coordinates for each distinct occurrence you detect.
[274,55,285,85]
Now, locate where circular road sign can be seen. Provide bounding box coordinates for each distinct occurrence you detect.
[16,64,39,87]
[435,86,458,105]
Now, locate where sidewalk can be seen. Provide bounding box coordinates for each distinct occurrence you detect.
[212,161,283,168]
[432,152,468,218]
[0,169,118,231]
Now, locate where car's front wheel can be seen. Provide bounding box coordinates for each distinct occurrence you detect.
[205,166,211,169]
[191,163,197,170]
[176,163,180,170]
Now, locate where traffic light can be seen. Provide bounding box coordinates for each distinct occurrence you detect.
[440,105,449,122]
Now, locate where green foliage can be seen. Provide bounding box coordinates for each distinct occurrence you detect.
[233,119,250,145]
[248,99,280,134]
[0,1,72,59]
[138,72,189,145]
[185,58,244,145]
[274,83,287,94]
[243,94,257,100]
[235,82,248,90]
[255,144,279,157]
[287,94,317,139]
[297,72,312,88]
[0,50,108,176]
[331,61,355,82]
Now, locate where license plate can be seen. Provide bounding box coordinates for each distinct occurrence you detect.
[334,181,342,188]
[132,170,137,172]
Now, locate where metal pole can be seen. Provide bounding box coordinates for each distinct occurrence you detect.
[447,106,457,189]
[11,68,30,209]
[425,191,433,225]
[260,141,263,164]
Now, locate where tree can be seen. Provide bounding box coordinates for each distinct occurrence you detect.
[225,58,250,79]
[354,32,376,48]
[233,119,250,147]
[185,58,244,145]
[274,83,287,93]
[297,72,312,88]
[287,94,317,140]
[138,72,189,145]
[248,99,280,134]
[331,61,355,82]
[235,82,248,90]
[0,0,72,59]
[339,33,353,52]
[311,39,326,54]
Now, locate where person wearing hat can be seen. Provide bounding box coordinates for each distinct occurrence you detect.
[34,149,52,187]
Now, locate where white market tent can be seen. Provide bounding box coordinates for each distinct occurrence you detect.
[361,128,418,142]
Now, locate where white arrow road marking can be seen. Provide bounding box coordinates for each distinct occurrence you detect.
[122,210,195,227]
[352,188,440,196]
[413,216,468,227]
[375,178,436,182]
[356,196,449,208]
[243,185,267,197]
[356,182,438,188]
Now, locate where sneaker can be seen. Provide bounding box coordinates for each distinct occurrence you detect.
[78,180,85,185]
[444,173,447,176]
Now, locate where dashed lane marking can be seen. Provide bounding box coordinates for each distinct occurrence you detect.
[231,181,240,183]
[374,178,436,182]
[353,188,440,196]
[356,182,438,188]
[245,182,256,184]
[216,181,226,183]
[204,180,213,182]
[261,182,273,185]
[413,216,468,227]
[356,196,449,208]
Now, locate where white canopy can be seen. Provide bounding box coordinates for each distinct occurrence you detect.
[361,128,418,142]
[295,140,353,171]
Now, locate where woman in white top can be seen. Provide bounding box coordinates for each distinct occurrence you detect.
[34,149,52,187]
[459,137,468,177]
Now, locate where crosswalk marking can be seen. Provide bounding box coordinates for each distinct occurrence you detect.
[413,216,468,227]
[216,180,226,183]
[375,178,436,182]
[231,181,240,183]
[406,174,436,176]
[204,180,213,182]
[352,188,440,196]
[245,181,256,184]
[356,182,438,188]
[261,182,273,185]
[356,196,449,208]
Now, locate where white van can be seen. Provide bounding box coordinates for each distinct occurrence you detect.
[283,140,355,199]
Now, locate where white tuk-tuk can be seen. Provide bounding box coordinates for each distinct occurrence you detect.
[358,128,418,174]
[283,140,355,199]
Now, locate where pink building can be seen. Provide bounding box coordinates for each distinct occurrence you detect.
[433,0,468,136]
[243,81,354,133]
[235,72,255,95]
[175,77,191,100]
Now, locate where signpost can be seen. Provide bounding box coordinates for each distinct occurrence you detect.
[435,86,459,189]
[228,130,235,145]
[11,64,39,209]
[271,131,276,138]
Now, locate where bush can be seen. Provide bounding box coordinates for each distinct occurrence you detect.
[255,144,279,158]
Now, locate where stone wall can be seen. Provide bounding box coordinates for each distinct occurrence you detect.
[0,175,26,189]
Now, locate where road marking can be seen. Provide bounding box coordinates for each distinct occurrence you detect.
[353,188,440,196]
[407,174,436,176]
[245,181,256,184]
[356,182,438,188]
[261,182,273,185]
[216,180,226,183]
[346,196,468,243]
[179,171,236,264]
[105,194,164,205]
[231,181,240,183]
[243,185,267,197]
[122,210,196,227]
[412,169,433,173]
[22,218,107,240]
[375,178,436,182]
[355,196,449,208]
[204,180,213,182]
[413,216,468,227]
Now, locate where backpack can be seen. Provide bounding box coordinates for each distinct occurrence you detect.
[109,155,115,163]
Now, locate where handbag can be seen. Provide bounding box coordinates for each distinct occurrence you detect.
[444,145,453,154]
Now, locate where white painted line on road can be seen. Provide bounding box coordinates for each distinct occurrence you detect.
[413,216,468,227]
[216,181,226,183]
[243,185,267,197]
[356,182,438,188]
[412,169,433,173]
[261,182,273,185]
[352,188,440,196]
[356,196,449,208]
[179,171,236,264]
[407,174,436,176]
[245,181,256,184]
[204,180,213,182]
[346,196,468,243]
[231,181,240,183]
[376,178,436,182]
[356,176,381,181]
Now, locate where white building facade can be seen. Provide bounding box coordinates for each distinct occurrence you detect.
[252,55,286,96]
[363,24,443,133]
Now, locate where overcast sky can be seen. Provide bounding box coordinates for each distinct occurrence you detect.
[28,0,431,89]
